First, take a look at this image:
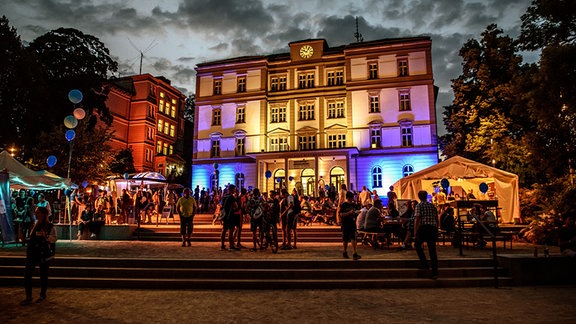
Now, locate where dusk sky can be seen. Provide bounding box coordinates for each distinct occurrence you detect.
[2,0,536,134]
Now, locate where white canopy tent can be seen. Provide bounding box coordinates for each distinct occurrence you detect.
[392,155,520,223]
[0,151,69,190]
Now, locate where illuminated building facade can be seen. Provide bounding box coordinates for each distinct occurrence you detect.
[106,74,186,177]
[193,37,438,196]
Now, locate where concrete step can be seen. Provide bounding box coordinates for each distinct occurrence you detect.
[0,256,511,289]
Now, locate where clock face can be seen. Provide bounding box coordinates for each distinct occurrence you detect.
[299,45,314,59]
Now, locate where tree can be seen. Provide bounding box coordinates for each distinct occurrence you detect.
[181,94,195,187]
[27,28,118,132]
[109,148,136,174]
[439,24,529,180]
[28,123,116,184]
[517,0,576,184]
[519,0,576,50]
[0,16,47,154]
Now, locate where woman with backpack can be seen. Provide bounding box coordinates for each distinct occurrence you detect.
[21,206,57,305]
[248,188,265,252]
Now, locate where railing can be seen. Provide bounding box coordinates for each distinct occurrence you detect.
[459,215,499,288]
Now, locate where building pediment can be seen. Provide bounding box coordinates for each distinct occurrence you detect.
[324,123,347,131]
[296,126,318,134]
[267,127,290,136]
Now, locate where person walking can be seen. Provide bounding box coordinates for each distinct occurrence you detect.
[220,185,240,251]
[414,190,439,279]
[339,191,361,260]
[20,206,57,305]
[176,188,197,247]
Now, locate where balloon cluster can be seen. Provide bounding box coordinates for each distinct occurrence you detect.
[46,89,86,168]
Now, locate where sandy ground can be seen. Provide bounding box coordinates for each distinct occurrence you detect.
[1,240,575,323]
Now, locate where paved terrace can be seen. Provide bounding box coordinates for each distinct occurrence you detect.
[1,224,575,323]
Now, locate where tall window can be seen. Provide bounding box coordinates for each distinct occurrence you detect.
[236,105,245,123]
[171,104,176,118]
[372,166,383,188]
[235,173,245,189]
[403,164,414,177]
[279,106,286,122]
[271,77,279,92]
[279,137,288,151]
[398,58,409,76]
[147,127,153,140]
[270,138,279,151]
[169,145,173,155]
[212,109,221,126]
[298,103,315,121]
[278,75,287,91]
[371,128,381,148]
[163,121,169,135]
[401,125,413,147]
[145,149,152,162]
[327,70,343,86]
[369,95,380,113]
[328,134,346,148]
[169,124,175,137]
[158,119,163,132]
[368,62,378,79]
[163,142,168,155]
[298,73,314,89]
[271,107,279,123]
[213,79,222,95]
[156,141,162,154]
[236,138,245,156]
[211,139,221,157]
[298,135,316,150]
[237,76,246,92]
[327,101,345,119]
[399,90,411,111]
[159,99,165,113]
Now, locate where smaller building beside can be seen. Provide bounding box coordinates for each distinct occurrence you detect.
[105,74,187,179]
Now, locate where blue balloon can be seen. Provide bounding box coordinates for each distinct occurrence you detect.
[47,155,57,167]
[68,89,83,104]
[65,129,76,141]
[213,162,219,170]
[479,182,489,194]
[64,188,72,196]
[289,176,294,181]
[440,178,450,189]
[82,180,88,188]
[265,170,272,179]
[123,173,130,179]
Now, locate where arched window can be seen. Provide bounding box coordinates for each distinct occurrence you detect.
[330,166,345,191]
[274,169,285,191]
[403,164,414,177]
[372,166,382,188]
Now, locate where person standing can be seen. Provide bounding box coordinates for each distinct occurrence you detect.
[414,190,439,279]
[36,193,52,223]
[339,191,361,260]
[220,185,240,251]
[20,206,57,305]
[358,186,372,207]
[176,188,197,247]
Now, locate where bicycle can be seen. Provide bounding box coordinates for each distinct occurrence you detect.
[260,217,278,254]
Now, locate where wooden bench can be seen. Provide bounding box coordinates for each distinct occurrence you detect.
[460,230,514,250]
[357,230,395,249]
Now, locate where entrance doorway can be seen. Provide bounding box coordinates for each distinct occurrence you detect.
[330,166,345,191]
[301,168,315,197]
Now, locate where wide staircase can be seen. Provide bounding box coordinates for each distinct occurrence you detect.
[135,214,343,243]
[0,256,511,289]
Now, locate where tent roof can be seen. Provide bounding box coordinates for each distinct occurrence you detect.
[401,155,518,182]
[0,151,69,190]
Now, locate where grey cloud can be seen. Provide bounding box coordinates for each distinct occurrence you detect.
[154,0,274,40]
[152,57,173,72]
[177,56,196,62]
[209,43,229,51]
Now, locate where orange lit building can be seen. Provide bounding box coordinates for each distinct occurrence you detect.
[105,74,186,178]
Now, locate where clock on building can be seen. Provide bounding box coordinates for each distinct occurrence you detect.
[299,45,314,59]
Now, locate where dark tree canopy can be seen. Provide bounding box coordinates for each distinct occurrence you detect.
[439,24,529,180]
[109,148,136,174]
[519,0,576,50]
[28,28,118,131]
[0,16,48,154]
